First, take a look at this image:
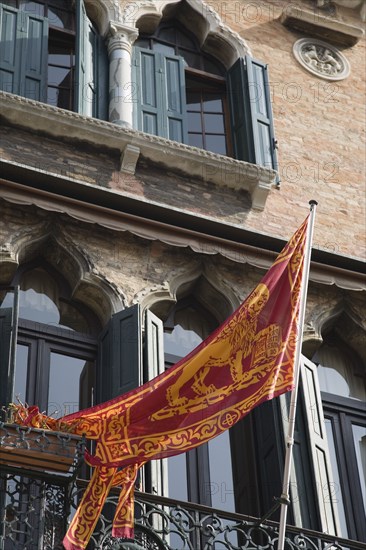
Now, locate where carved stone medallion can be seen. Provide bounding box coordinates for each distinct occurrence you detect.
[293,38,350,80]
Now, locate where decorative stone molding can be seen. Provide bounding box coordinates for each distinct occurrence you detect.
[293,38,351,80]
[0,92,276,210]
[281,5,364,46]
[121,0,251,69]
[315,0,366,22]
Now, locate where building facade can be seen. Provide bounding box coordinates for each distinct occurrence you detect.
[0,0,365,548]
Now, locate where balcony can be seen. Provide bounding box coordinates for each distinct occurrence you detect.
[1,466,364,550]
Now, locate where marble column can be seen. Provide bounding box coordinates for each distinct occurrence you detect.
[107,23,138,127]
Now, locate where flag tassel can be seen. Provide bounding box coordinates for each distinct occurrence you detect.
[277,200,318,550]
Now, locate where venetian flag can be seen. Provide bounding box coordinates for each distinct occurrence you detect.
[15,215,310,550]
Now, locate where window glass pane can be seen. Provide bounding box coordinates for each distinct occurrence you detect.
[176,29,195,49]
[203,57,225,76]
[180,50,201,70]
[167,454,188,501]
[13,344,28,404]
[48,352,94,417]
[188,133,203,149]
[325,417,349,538]
[205,134,226,155]
[203,96,223,113]
[352,423,366,512]
[48,6,74,30]
[187,111,202,132]
[48,65,70,86]
[156,27,176,43]
[204,113,224,133]
[208,431,235,511]
[314,341,365,400]
[186,91,201,111]
[20,1,44,17]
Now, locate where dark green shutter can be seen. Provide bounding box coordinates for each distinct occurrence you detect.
[144,310,168,497]
[75,0,108,119]
[96,33,108,120]
[75,0,92,115]
[0,308,13,418]
[97,305,142,403]
[228,56,278,179]
[0,5,47,101]
[228,57,252,164]
[246,56,278,174]
[253,398,285,521]
[133,47,188,143]
[0,5,19,94]
[301,356,341,535]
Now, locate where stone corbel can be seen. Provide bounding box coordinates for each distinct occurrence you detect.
[120,144,140,174]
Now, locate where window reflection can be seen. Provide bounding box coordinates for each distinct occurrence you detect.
[324,417,349,538]
[2,267,91,333]
[48,352,94,417]
[314,341,365,400]
[13,345,29,404]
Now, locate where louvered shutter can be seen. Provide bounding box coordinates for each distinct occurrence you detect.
[0,5,47,101]
[97,305,142,403]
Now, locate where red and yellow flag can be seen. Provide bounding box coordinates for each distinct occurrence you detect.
[16,216,309,550]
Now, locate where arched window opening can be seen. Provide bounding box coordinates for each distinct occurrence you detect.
[133,14,278,173]
[162,297,235,512]
[134,20,230,156]
[0,0,108,117]
[0,261,99,419]
[312,330,366,541]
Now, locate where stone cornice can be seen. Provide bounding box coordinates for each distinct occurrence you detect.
[0,92,276,210]
[281,5,365,46]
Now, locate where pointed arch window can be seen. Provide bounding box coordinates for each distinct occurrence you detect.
[133,19,278,172]
[0,261,99,419]
[161,297,235,510]
[312,333,366,542]
[0,0,108,118]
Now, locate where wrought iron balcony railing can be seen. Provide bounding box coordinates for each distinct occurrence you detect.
[1,466,365,550]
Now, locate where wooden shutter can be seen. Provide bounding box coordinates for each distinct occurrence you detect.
[253,398,285,521]
[0,5,47,101]
[0,308,14,417]
[97,305,142,403]
[228,56,278,179]
[0,5,19,94]
[246,56,278,173]
[75,0,94,116]
[133,47,188,143]
[144,310,168,498]
[301,355,341,535]
[227,57,252,164]
[96,33,108,120]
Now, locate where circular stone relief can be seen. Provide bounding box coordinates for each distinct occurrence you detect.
[293,38,350,80]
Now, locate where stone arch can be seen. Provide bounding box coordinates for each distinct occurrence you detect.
[1,230,124,326]
[85,0,121,36]
[303,299,366,364]
[123,0,251,68]
[136,263,240,324]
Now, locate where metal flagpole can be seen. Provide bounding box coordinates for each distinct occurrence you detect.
[277,200,318,550]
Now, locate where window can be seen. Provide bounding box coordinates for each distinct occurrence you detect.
[0,0,108,118]
[313,334,366,542]
[0,262,99,419]
[163,298,235,509]
[133,19,278,171]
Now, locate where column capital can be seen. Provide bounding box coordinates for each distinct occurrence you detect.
[107,21,139,54]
